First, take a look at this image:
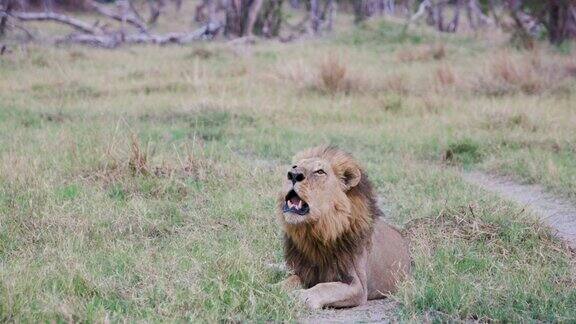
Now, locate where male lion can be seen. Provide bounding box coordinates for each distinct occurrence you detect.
[278,146,411,310]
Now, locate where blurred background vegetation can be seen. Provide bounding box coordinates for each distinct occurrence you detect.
[1,0,575,47]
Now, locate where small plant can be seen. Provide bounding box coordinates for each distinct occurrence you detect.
[443,139,483,165]
[56,184,80,200]
[108,184,127,201]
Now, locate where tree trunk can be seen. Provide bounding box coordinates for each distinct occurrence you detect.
[245,0,263,35]
[488,0,501,26]
[225,0,282,38]
[447,0,462,32]
[0,0,13,38]
[224,0,244,37]
[546,1,576,44]
[386,0,395,15]
[353,0,366,23]
[548,1,562,43]
[527,1,573,44]
[256,0,282,36]
[436,1,445,31]
[323,0,335,31]
[310,0,319,32]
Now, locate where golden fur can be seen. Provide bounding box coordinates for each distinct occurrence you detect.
[278,146,411,309]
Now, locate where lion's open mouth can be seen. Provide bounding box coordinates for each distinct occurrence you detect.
[283,190,310,215]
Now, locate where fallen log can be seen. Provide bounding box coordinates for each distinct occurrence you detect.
[11,11,101,34]
[58,22,221,48]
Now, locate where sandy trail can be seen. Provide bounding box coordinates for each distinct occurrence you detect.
[463,171,576,249]
[301,299,398,323]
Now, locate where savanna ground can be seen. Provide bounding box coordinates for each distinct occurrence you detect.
[1,9,576,322]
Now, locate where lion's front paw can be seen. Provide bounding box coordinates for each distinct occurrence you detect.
[294,289,323,310]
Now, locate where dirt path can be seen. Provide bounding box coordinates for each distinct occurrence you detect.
[463,171,576,249]
[301,299,399,323]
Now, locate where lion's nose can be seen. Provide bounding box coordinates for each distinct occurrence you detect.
[287,171,305,185]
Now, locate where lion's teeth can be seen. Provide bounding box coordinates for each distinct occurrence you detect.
[297,201,302,209]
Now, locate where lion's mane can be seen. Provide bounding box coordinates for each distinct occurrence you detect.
[283,146,382,288]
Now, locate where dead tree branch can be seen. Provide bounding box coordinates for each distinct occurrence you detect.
[59,22,221,48]
[408,0,431,24]
[8,20,33,40]
[87,0,148,33]
[10,11,101,34]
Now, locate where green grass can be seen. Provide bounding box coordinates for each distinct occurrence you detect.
[0,14,575,322]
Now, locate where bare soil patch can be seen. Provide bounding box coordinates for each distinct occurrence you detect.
[301,299,399,323]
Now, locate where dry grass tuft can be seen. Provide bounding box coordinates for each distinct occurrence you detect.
[274,59,313,90]
[68,50,87,61]
[420,95,445,114]
[315,55,359,94]
[384,74,409,94]
[153,153,216,181]
[473,50,574,96]
[376,94,404,112]
[276,56,366,95]
[319,56,347,93]
[404,204,575,261]
[189,47,216,60]
[397,43,446,63]
[434,65,456,87]
[81,134,220,189]
[405,207,497,250]
[129,135,149,176]
[481,111,539,132]
[490,54,541,94]
[564,59,576,78]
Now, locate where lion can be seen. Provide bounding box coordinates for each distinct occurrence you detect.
[278,146,411,310]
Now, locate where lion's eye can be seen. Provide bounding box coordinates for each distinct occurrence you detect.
[314,169,326,175]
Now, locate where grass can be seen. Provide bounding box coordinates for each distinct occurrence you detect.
[1,9,575,322]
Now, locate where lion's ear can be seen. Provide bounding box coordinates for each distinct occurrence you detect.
[340,166,361,191]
